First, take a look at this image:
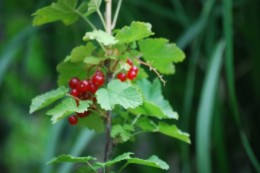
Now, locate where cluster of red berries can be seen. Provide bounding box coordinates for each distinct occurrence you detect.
[117,59,139,82]
[67,70,105,125]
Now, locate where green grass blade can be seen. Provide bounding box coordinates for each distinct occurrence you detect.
[41,122,65,173]
[58,130,95,173]
[177,0,215,49]
[196,40,225,173]
[0,26,34,87]
[222,0,260,171]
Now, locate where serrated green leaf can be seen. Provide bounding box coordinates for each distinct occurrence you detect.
[158,122,191,144]
[32,0,85,26]
[83,30,118,46]
[96,80,143,110]
[115,21,154,44]
[136,117,158,131]
[96,152,133,167]
[127,155,169,170]
[111,124,133,142]
[57,61,88,86]
[70,43,96,62]
[138,38,185,74]
[86,0,102,16]
[131,79,178,119]
[47,154,96,164]
[78,112,104,133]
[47,98,92,124]
[96,153,169,171]
[30,86,68,114]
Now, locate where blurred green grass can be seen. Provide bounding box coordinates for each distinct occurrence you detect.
[0,0,259,173]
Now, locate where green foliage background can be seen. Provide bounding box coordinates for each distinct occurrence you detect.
[0,0,259,173]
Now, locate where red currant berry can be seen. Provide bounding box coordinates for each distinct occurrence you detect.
[68,115,78,125]
[92,74,105,87]
[69,77,80,89]
[127,70,137,80]
[130,65,138,73]
[117,72,127,82]
[126,59,133,66]
[95,70,104,77]
[76,80,90,93]
[77,111,90,118]
[70,89,79,97]
[89,82,98,94]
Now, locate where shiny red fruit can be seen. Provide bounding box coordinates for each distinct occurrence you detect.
[69,77,80,89]
[117,72,127,82]
[130,65,138,73]
[76,80,90,93]
[70,89,79,97]
[68,115,78,125]
[127,70,137,80]
[95,70,104,77]
[89,82,98,94]
[126,59,133,66]
[92,74,105,87]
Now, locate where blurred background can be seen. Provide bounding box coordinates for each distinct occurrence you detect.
[0,0,259,173]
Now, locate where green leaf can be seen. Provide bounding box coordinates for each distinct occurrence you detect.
[32,0,84,26]
[111,124,133,142]
[70,43,96,62]
[29,86,68,114]
[86,0,102,16]
[96,80,143,110]
[96,152,133,167]
[57,61,88,86]
[47,98,92,124]
[131,79,179,119]
[127,155,169,170]
[136,117,158,131]
[96,153,169,171]
[158,122,191,144]
[47,154,96,164]
[115,21,154,44]
[78,112,104,133]
[138,38,185,74]
[83,30,118,46]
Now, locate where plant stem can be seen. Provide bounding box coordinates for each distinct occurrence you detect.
[112,0,123,29]
[103,1,113,173]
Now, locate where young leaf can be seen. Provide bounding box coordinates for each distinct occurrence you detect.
[131,79,179,119]
[157,122,191,144]
[47,98,92,124]
[111,124,133,142]
[70,43,96,62]
[83,30,118,46]
[96,153,169,171]
[138,38,185,74]
[115,21,154,44]
[136,117,158,131]
[32,0,85,26]
[30,86,68,114]
[127,155,169,170]
[86,0,102,16]
[47,154,96,164]
[96,80,143,110]
[96,152,133,167]
[57,61,88,86]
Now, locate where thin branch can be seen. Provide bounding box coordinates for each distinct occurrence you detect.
[135,57,167,86]
[87,161,98,173]
[95,2,107,30]
[112,0,123,29]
